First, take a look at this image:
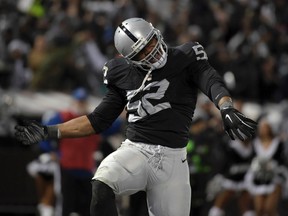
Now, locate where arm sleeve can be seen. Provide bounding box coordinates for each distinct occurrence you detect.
[188,60,230,108]
[87,87,126,133]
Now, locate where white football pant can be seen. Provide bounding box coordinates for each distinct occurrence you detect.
[93,139,191,216]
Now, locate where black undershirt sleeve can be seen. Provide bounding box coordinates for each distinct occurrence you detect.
[86,87,127,133]
[210,82,231,108]
[189,60,230,108]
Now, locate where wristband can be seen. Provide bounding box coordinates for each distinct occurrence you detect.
[47,125,61,139]
[219,100,233,110]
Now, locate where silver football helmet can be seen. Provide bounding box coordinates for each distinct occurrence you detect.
[114,18,168,71]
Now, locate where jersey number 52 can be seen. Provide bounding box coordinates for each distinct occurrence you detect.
[126,79,171,122]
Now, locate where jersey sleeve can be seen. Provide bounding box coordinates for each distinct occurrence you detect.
[87,86,126,133]
[182,42,231,107]
[103,57,141,90]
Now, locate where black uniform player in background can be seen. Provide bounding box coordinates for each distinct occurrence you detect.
[15,18,257,216]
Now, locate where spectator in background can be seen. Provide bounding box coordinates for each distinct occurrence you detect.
[257,55,280,104]
[1,0,287,103]
[28,30,91,92]
[208,139,255,216]
[206,99,257,216]
[26,143,60,216]
[43,87,101,216]
[188,94,226,216]
[73,25,108,96]
[245,116,288,216]
[7,39,32,90]
[187,116,222,216]
[27,88,101,216]
[27,34,49,89]
[26,110,62,216]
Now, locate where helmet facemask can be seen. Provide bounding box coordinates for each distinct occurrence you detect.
[130,29,168,71]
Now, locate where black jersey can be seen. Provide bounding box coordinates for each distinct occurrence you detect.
[87,42,230,148]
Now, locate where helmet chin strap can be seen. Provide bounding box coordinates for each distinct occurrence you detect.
[131,68,153,98]
[132,50,167,97]
[130,43,167,98]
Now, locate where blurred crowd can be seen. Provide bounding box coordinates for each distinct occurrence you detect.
[0,0,288,102]
[1,0,288,215]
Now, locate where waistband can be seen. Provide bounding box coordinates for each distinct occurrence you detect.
[122,139,187,156]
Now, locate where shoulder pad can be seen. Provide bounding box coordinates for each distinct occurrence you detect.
[176,41,208,62]
[103,57,130,85]
[102,57,142,89]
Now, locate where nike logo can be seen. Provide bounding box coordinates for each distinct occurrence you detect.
[181,158,187,163]
[215,93,222,100]
[225,114,233,123]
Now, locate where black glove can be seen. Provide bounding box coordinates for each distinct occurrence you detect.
[220,107,257,141]
[15,119,58,145]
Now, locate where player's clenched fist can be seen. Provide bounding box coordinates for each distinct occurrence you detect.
[15,120,58,145]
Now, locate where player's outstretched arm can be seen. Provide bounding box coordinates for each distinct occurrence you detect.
[218,96,257,141]
[15,115,95,145]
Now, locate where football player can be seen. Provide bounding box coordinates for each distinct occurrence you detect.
[15,18,257,216]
